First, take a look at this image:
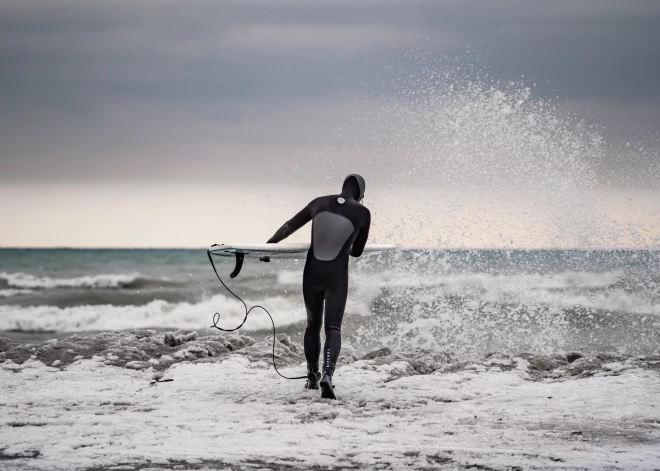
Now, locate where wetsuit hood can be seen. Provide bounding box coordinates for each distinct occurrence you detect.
[342,174,366,201]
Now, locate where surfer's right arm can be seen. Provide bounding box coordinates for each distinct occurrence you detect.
[350,207,371,257]
[267,204,313,243]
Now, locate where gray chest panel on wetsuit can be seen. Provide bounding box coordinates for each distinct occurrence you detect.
[312,211,355,261]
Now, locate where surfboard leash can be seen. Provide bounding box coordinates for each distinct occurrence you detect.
[206,249,307,381]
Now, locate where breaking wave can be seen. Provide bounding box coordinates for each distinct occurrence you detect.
[3,266,657,357]
[0,271,160,290]
[0,294,308,333]
[0,289,35,298]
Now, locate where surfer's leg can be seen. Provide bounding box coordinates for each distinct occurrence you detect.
[321,276,348,375]
[303,281,324,373]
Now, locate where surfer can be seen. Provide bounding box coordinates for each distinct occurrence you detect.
[267,174,370,399]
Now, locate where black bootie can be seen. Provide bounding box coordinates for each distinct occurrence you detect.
[320,371,336,399]
[305,370,321,390]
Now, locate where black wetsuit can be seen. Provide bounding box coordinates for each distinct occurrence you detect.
[267,187,370,375]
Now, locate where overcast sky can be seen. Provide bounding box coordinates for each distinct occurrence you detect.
[1,0,659,248]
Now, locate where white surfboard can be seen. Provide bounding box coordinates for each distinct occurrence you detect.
[209,243,396,259]
[208,243,397,278]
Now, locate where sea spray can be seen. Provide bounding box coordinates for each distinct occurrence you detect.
[333,52,658,354]
[354,52,604,249]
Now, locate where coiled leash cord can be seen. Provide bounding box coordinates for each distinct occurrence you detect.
[206,249,306,380]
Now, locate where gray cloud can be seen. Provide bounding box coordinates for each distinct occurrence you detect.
[1,0,659,185]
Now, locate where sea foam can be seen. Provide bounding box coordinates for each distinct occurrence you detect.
[0,293,308,333]
[0,271,147,289]
[0,289,34,298]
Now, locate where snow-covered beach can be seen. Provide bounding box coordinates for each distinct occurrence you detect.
[2,330,659,470]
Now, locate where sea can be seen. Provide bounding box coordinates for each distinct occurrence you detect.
[1,248,658,358]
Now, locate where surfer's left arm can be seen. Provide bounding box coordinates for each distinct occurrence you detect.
[267,204,312,243]
[350,208,371,257]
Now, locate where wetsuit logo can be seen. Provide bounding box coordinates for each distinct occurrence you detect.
[338,197,345,204]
